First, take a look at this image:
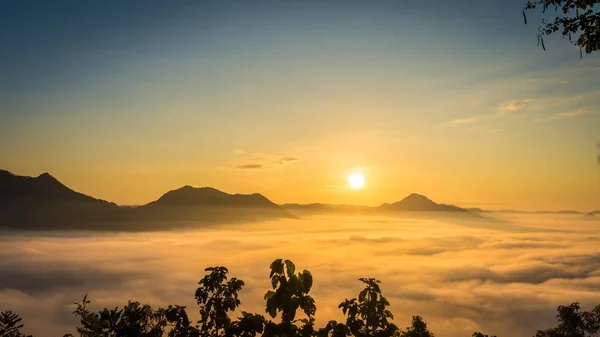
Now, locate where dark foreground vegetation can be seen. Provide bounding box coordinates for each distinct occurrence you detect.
[1,259,599,337]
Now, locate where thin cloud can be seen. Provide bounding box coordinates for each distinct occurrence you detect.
[498,99,535,113]
[235,154,301,170]
[273,156,300,165]
[237,164,263,169]
[552,108,593,119]
[450,117,479,124]
[533,106,597,122]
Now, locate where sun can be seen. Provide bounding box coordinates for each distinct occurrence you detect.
[348,173,365,189]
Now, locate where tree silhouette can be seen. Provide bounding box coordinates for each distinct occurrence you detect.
[336,278,400,337]
[0,311,31,337]
[263,258,316,337]
[399,316,434,337]
[471,333,497,337]
[535,302,600,337]
[62,295,167,337]
[523,0,600,55]
[195,266,244,337]
[3,258,600,337]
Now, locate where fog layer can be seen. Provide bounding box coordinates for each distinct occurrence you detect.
[1,214,599,337]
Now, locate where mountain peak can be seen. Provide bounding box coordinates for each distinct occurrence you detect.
[379,193,468,213]
[37,172,58,181]
[402,193,433,202]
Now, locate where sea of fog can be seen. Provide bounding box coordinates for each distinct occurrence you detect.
[1,214,599,337]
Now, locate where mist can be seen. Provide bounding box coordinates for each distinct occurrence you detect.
[2,214,600,337]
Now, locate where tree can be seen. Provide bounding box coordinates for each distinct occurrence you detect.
[471,333,497,337]
[523,0,600,55]
[323,278,401,337]
[63,295,167,337]
[399,316,434,337]
[263,258,316,337]
[0,311,31,337]
[195,266,245,337]
[535,302,600,337]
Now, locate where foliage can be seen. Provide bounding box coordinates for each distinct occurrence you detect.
[0,311,31,337]
[523,0,600,55]
[195,266,244,337]
[335,278,400,337]
[263,258,316,337]
[534,302,600,337]
[471,333,497,337]
[399,316,434,337]
[62,295,167,337]
[3,258,600,337]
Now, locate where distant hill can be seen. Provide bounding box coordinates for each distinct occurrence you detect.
[0,170,293,230]
[466,207,491,213]
[282,195,474,217]
[281,203,334,212]
[138,186,294,222]
[488,209,587,215]
[377,193,469,213]
[0,170,121,229]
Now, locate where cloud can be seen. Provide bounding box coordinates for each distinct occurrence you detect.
[550,108,595,119]
[238,164,263,169]
[235,154,301,170]
[2,215,600,337]
[273,156,300,165]
[498,99,535,113]
[450,117,479,124]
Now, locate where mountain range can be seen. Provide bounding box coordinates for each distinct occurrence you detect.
[1,169,596,230]
[282,193,471,214]
[0,170,293,230]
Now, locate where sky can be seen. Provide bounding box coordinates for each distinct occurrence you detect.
[1,0,599,210]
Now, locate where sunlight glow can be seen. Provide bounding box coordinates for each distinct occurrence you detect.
[348,173,365,189]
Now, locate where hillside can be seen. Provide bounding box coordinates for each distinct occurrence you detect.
[0,170,293,230]
[138,185,295,222]
[0,170,121,228]
[377,193,469,213]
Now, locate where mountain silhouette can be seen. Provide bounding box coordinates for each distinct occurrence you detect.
[0,170,113,204]
[149,186,280,208]
[377,193,468,213]
[281,203,335,213]
[137,185,294,223]
[0,170,120,229]
[0,170,293,230]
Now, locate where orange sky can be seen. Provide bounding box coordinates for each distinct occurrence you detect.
[2,1,599,211]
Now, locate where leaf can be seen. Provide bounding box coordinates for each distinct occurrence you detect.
[301,270,313,293]
[271,275,278,289]
[284,259,296,277]
[541,37,546,51]
[264,290,276,300]
[358,289,367,302]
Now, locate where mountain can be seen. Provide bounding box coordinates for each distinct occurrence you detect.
[0,170,120,228]
[465,207,491,213]
[0,170,112,204]
[138,185,295,222]
[281,203,335,213]
[534,210,582,214]
[0,170,293,230]
[377,193,469,213]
